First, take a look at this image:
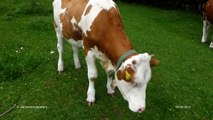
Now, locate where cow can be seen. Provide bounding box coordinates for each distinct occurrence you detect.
[201,0,213,48]
[52,0,159,113]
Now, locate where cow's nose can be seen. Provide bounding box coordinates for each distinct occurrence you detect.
[138,107,145,113]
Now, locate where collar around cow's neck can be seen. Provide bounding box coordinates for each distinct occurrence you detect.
[116,50,137,69]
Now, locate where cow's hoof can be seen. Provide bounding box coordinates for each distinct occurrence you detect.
[107,88,115,96]
[201,38,206,43]
[76,68,81,70]
[209,42,213,48]
[87,101,95,106]
[58,71,64,75]
[108,93,115,97]
[75,65,81,70]
[75,67,81,70]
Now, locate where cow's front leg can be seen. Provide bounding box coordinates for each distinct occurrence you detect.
[106,70,115,96]
[56,32,64,74]
[72,45,81,69]
[100,61,115,95]
[85,51,98,106]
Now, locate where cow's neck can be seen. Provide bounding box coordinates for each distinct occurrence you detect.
[103,32,138,68]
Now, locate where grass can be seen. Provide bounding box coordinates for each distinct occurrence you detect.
[0,1,212,120]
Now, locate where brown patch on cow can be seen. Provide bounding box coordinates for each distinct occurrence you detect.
[116,65,135,82]
[85,5,92,16]
[204,0,213,23]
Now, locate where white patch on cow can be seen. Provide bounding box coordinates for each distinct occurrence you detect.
[53,0,66,34]
[67,39,83,47]
[78,0,116,36]
[71,17,78,31]
[115,53,152,112]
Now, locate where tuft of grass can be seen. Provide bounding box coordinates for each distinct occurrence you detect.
[0,48,46,81]
[27,18,54,32]
[0,2,212,120]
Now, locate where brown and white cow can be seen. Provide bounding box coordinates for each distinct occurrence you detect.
[201,0,213,48]
[53,0,159,113]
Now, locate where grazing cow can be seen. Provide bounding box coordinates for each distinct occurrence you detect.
[201,0,213,48]
[52,0,159,113]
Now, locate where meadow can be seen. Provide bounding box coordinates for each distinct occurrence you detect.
[0,1,212,119]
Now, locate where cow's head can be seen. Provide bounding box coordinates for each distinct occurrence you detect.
[114,53,159,113]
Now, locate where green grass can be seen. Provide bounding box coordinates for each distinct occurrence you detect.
[0,2,212,120]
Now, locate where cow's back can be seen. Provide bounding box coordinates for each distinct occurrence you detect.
[204,0,213,23]
[53,0,118,42]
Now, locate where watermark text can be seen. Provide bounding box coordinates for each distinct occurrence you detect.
[17,106,48,109]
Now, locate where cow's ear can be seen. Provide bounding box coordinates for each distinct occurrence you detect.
[116,70,123,80]
[150,58,160,66]
[150,54,160,66]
